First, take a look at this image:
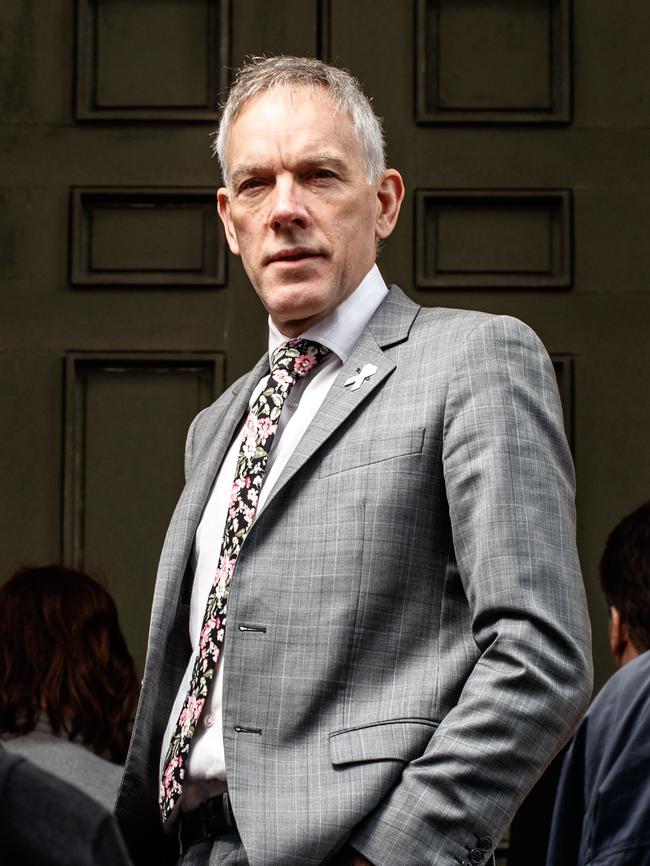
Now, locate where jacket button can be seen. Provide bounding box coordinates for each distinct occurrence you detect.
[478,836,493,851]
[470,850,484,863]
[461,861,473,866]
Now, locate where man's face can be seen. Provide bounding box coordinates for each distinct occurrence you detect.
[217,86,403,336]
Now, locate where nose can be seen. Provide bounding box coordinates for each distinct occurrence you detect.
[269,176,309,231]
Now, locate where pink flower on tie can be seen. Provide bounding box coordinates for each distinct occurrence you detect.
[295,354,317,375]
[244,504,256,525]
[200,618,221,663]
[256,416,275,440]
[161,755,184,799]
[242,438,256,461]
[229,477,252,514]
[243,413,256,434]
[178,695,205,733]
[273,368,292,386]
[230,477,244,499]
[214,556,233,594]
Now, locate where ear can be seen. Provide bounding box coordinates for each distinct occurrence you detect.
[609,606,630,667]
[217,187,241,256]
[374,169,405,241]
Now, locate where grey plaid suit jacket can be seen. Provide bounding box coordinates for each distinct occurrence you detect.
[115,285,592,866]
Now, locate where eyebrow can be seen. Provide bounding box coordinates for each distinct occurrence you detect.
[230,153,348,187]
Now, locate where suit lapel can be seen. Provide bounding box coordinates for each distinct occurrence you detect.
[262,285,420,509]
[161,352,271,600]
[188,352,270,490]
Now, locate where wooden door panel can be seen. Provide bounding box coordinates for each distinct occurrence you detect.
[63,354,225,674]
[415,189,572,289]
[75,0,229,121]
[416,0,571,123]
[70,188,226,287]
[0,352,63,571]
[230,0,326,61]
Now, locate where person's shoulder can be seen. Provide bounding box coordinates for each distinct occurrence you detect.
[591,649,650,711]
[2,733,123,810]
[0,745,132,864]
[570,652,650,864]
[385,283,537,343]
[579,650,650,756]
[404,296,543,358]
[0,743,21,786]
[57,740,124,809]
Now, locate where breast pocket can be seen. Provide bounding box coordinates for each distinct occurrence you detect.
[318,427,425,479]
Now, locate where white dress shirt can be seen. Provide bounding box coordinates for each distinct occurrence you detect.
[160,264,388,811]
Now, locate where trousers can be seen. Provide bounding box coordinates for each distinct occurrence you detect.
[178,837,362,866]
[178,834,249,866]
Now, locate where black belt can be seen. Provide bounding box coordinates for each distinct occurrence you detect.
[178,793,237,853]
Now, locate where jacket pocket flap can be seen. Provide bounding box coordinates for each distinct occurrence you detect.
[318,427,425,478]
[328,718,438,766]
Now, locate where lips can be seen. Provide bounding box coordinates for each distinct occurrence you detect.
[266,248,322,265]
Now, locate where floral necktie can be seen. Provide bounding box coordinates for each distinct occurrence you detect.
[159,338,329,822]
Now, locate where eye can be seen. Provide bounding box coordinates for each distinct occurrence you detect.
[238,178,267,194]
[309,169,335,181]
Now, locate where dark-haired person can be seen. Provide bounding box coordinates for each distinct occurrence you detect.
[546,501,650,866]
[0,564,140,810]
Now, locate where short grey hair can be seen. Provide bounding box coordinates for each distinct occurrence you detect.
[213,55,387,186]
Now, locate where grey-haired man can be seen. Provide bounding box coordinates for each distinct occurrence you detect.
[116,56,592,866]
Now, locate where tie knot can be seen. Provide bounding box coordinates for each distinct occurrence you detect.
[271,339,329,380]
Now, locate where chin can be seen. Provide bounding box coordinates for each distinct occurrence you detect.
[265,285,333,328]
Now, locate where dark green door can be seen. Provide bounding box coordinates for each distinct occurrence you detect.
[1,0,648,768]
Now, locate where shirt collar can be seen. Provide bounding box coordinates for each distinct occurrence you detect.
[267,264,388,364]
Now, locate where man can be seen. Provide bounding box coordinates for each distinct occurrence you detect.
[0,744,132,865]
[546,501,650,866]
[115,56,592,866]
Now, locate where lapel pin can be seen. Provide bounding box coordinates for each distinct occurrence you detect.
[344,363,378,392]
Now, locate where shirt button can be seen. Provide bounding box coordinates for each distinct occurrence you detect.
[204,713,215,728]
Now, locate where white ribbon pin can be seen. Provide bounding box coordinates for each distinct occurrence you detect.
[344,363,378,392]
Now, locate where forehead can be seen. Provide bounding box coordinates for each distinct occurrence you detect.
[226,85,362,164]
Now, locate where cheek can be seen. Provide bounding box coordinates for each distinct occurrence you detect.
[335,208,377,261]
[232,223,261,263]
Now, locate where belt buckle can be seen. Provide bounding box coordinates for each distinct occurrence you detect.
[179,793,235,855]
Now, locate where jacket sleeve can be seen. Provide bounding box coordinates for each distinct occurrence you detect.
[349,315,593,866]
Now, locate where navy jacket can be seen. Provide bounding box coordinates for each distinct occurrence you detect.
[546,649,650,866]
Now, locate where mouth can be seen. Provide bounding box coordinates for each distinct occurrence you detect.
[266,248,323,265]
